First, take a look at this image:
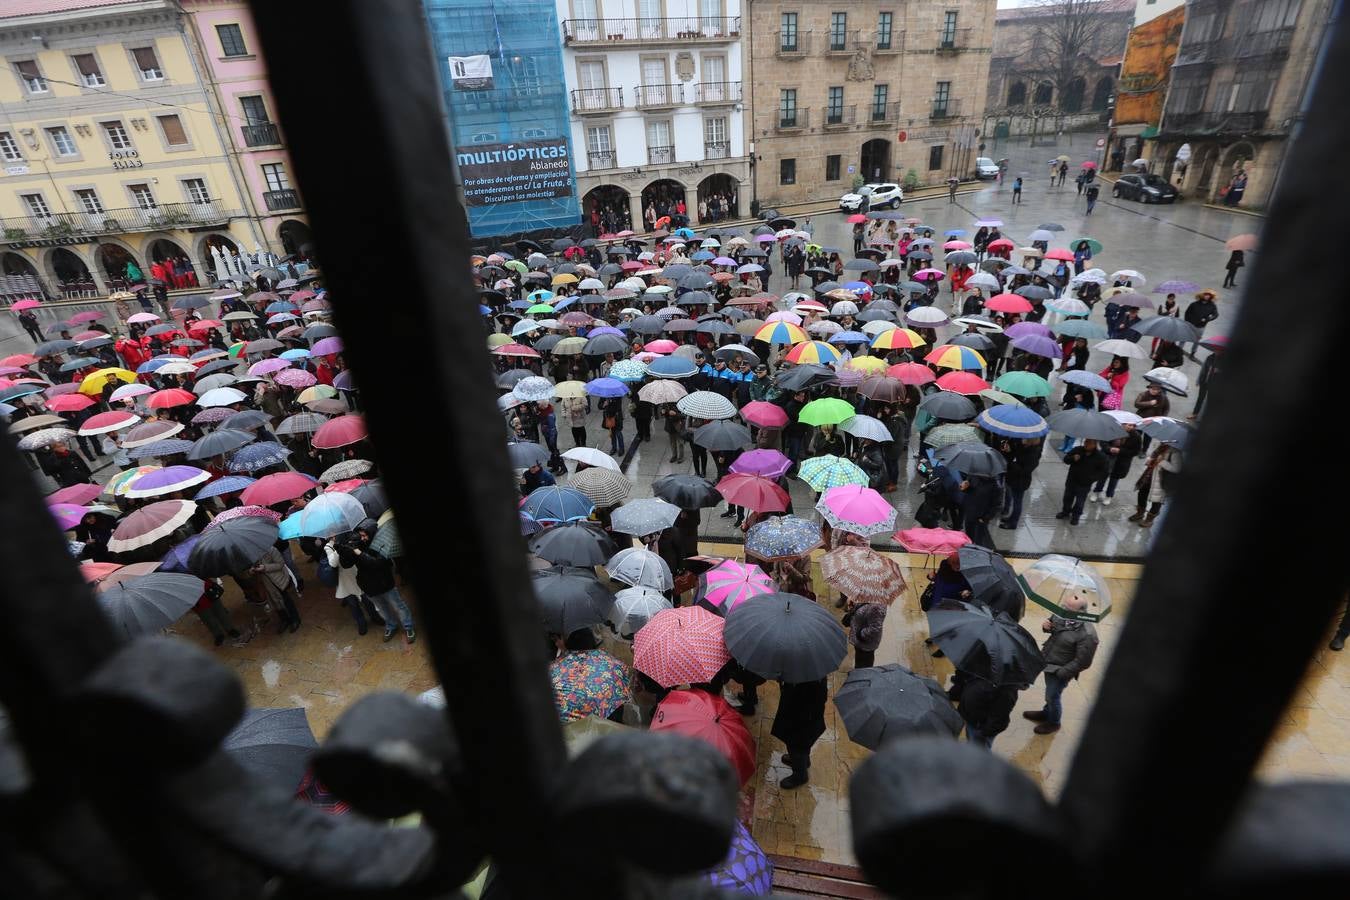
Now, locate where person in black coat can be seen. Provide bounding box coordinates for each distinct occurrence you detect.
[1056,439,1109,525]
[771,677,828,789]
[44,442,93,487]
[958,474,1001,549]
[1090,424,1142,505]
[958,677,1019,748]
[998,437,1042,529]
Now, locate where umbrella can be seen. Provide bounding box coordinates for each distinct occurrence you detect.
[797,397,856,426]
[919,391,977,420]
[16,428,76,451]
[715,473,789,513]
[651,473,720,509]
[1225,233,1258,252]
[549,650,630,722]
[697,559,776,614]
[49,483,104,506]
[124,464,212,498]
[369,517,403,557]
[108,500,197,553]
[1046,409,1127,440]
[887,362,936,386]
[569,467,632,508]
[724,592,847,682]
[187,428,254,460]
[583,377,628,398]
[227,441,291,473]
[48,503,89,531]
[96,573,202,639]
[194,474,256,500]
[677,390,737,420]
[926,344,986,371]
[188,516,281,576]
[993,371,1051,398]
[729,449,792,480]
[240,471,318,506]
[797,454,869,491]
[276,412,329,436]
[195,387,249,408]
[958,545,1023,615]
[692,420,752,452]
[522,486,594,524]
[1010,334,1061,359]
[705,821,774,895]
[774,364,835,392]
[1061,370,1113,392]
[278,492,366,539]
[606,547,674,591]
[529,521,618,566]
[312,414,366,449]
[212,505,281,525]
[927,423,983,449]
[820,546,906,606]
[745,516,821,560]
[533,565,613,634]
[1139,415,1195,445]
[1133,316,1199,343]
[1018,554,1112,622]
[647,356,699,379]
[632,606,730,688]
[816,484,897,537]
[934,441,1007,477]
[610,497,680,536]
[926,602,1044,686]
[638,379,687,404]
[220,410,271,433]
[1054,319,1108,340]
[894,527,971,555]
[935,371,991,395]
[561,446,621,472]
[976,405,1047,438]
[652,691,756,788]
[833,664,964,749]
[506,441,550,469]
[222,708,318,791]
[126,438,194,461]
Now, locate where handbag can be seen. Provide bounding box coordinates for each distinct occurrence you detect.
[602,415,616,430]
[673,571,698,596]
[919,583,936,612]
[1101,390,1122,411]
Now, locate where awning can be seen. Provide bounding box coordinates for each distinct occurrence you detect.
[1140,125,1160,138]
[1112,123,1150,138]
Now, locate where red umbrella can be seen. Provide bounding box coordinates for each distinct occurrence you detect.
[714,473,789,513]
[651,690,756,786]
[490,343,541,358]
[146,388,196,409]
[632,606,730,688]
[986,238,1014,251]
[1043,248,1074,261]
[847,213,868,224]
[1080,161,1098,169]
[49,482,103,506]
[80,561,123,583]
[886,362,937,386]
[323,477,368,493]
[985,293,1033,314]
[312,414,367,450]
[935,371,990,395]
[189,319,225,333]
[241,471,320,507]
[46,393,95,412]
[79,410,141,435]
[739,400,788,428]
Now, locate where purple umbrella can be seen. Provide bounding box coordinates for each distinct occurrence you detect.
[311,336,343,356]
[730,449,792,480]
[248,358,291,376]
[194,474,256,500]
[48,503,88,531]
[332,370,356,391]
[192,407,234,425]
[713,256,737,266]
[274,368,317,389]
[1003,322,1053,340]
[124,465,212,498]
[1153,280,1200,294]
[584,377,628,398]
[754,234,776,243]
[588,326,625,338]
[1010,334,1061,359]
[159,534,201,573]
[705,820,774,895]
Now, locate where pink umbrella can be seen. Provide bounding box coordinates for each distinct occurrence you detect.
[44,383,84,399]
[311,336,343,356]
[644,339,678,354]
[108,500,197,553]
[312,414,367,449]
[213,505,283,524]
[765,310,803,325]
[79,410,141,436]
[126,312,161,324]
[913,268,946,281]
[240,471,318,506]
[11,299,41,311]
[729,448,791,479]
[943,240,972,251]
[249,358,292,376]
[0,366,28,377]
[697,559,776,614]
[274,368,317,389]
[45,392,94,412]
[49,482,103,506]
[893,527,971,556]
[48,503,89,531]
[301,299,330,313]
[739,401,789,429]
[816,484,897,537]
[68,310,104,324]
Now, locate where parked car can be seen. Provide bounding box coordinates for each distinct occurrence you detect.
[975,157,1001,180]
[1112,174,1179,204]
[840,183,903,212]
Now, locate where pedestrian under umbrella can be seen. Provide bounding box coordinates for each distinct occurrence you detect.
[96,573,203,640]
[533,565,612,635]
[651,689,756,786]
[608,586,672,637]
[188,516,281,577]
[651,473,720,509]
[926,601,1044,687]
[833,664,964,749]
[605,547,673,592]
[529,521,618,567]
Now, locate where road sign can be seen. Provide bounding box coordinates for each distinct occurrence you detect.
[1096,138,1105,148]
[897,131,907,143]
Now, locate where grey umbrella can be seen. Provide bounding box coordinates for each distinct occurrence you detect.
[652,473,721,509]
[1139,417,1195,446]
[535,334,563,353]
[679,273,716,291]
[583,333,629,355]
[369,517,403,557]
[276,412,328,436]
[697,320,736,336]
[348,482,388,518]
[222,410,270,432]
[96,573,203,640]
[528,522,618,566]
[609,497,681,536]
[188,517,281,577]
[774,364,834,392]
[532,565,613,634]
[1015,285,1053,301]
[628,315,666,335]
[957,545,1024,619]
[692,420,752,452]
[1133,316,1200,343]
[833,664,964,749]
[222,707,318,790]
[1046,408,1127,440]
[195,359,240,378]
[34,339,77,356]
[187,428,255,460]
[506,441,550,468]
[303,324,339,341]
[844,258,879,272]
[946,251,979,266]
[919,391,977,421]
[926,602,1044,687]
[949,332,995,351]
[496,369,533,389]
[934,441,1007,477]
[605,547,674,591]
[858,308,896,323]
[724,592,848,682]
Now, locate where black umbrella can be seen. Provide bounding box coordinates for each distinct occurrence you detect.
[506,441,550,468]
[1133,316,1200,343]
[222,410,269,432]
[678,290,714,307]
[692,420,753,451]
[768,217,796,229]
[739,247,768,259]
[723,592,848,682]
[813,280,841,294]
[348,482,388,519]
[858,309,896,323]
[679,273,716,291]
[662,264,693,281]
[949,333,994,352]
[144,323,179,337]
[1037,222,1065,231]
[597,263,622,278]
[926,602,1044,686]
[899,280,928,294]
[188,517,282,577]
[957,545,1024,620]
[96,573,203,639]
[532,565,613,634]
[933,441,1006,477]
[172,295,213,310]
[833,664,964,749]
[919,391,977,421]
[1015,285,1053,301]
[551,237,575,252]
[805,266,832,279]
[843,258,880,272]
[187,428,255,460]
[696,320,736,336]
[629,316,666,335]
[1045,409,1127,440]
[222,707,318,790]
[516,239,544,254]
[534,334,564,353]
[652,474,721,509]
[584,333,629,355]
[753,223,776,235]
[195,358,240,378]
[303,323,339,341]
[528,522,618,567]
[496,369,533,389]
[44,321,73,336]
[774,364,835,392]
[906,250,934,262]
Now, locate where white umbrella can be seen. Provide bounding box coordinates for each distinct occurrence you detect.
[196,387,249,407]
[512,376,555,402]
[1102,410,1142,426]
[808,320,843,337]
[561,447,621,472]
[610,498,680,536]
[676,390,737,420]
[1092,339,1148,360]
[605,547,673,591]
[638,380,687,404]
[510,319,540,337]
[830,300,859,316]
[1143,366,1189,396]
[609,586,672,636]
[1110,269,1146,284]
[861,320,898,336]
[966,272,1001,291]
[839,414,892,443]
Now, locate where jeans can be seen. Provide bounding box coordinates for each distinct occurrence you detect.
[1086,198,1097,214]
[1058,435,1077,454]
[883,455,899,487]
[571,426,587,448]
[854,646,875,669]
[1061,482,1091,519]
[610,429,625,454]
[1092,475,1122,498]
[1001,487,1025,526]
[965,725,995,748]
[369,587,414,632]
[1041,671,1067,724]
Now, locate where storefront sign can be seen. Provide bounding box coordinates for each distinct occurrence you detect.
[3,165,29,176]
[456,139,573,207]
[109,150,143,170]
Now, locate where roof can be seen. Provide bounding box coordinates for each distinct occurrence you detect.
[996,0,1133,22]
[0,0,151,20]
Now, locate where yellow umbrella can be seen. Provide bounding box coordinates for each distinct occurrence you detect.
[297,384,338,403]
[551,273,578,286]
[487,333,513,348]
[105,465,161,497]
[553,337,588,355]
[846,356,887,374]
[78,367,137,396]
[553,380,587,399]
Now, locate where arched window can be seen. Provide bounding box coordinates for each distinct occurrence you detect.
[1061,77,1086,113]
[1007,81,1026,106]
[1092,77,1113,111]
[1033,82,1053,105]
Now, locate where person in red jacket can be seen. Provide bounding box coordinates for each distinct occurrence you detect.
[115,336,147,371]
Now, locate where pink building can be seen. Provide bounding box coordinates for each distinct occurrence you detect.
[181,0,312,260]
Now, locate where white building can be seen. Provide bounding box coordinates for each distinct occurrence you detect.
[556,0,750,231]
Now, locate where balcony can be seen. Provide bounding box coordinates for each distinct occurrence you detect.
[571,87,624,113]
[262,189,301,212]
[930,98,962,120]
[823,104,856,128]
[704,141,729,160]
[1163,109,1269,133]
[562,16,740,45]
[695,81,741,105]
[241,122,281,147]
[826,28,861,53]
[587,150,616,169]
[635,83,685,108]
[776,30,812,57]
[937,28,973,52]
[775,108,809,131]
[867,101,901,126]
[1,201,232,245]
[647,145,675,165]
[874,31,905,53]
[1175,38,1223,66]
[1236,27,1295,59]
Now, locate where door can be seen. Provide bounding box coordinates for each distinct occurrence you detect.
[637,0,662,39]
[642,58,669,105]
[572,0,599,41]
[578,60,606,109]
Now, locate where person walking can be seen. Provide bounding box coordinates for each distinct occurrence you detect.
[959,474,1001,549]
[947,177,959,203]
[600,395,625,456]
[17,309,43,343]
[1133,383,1171,452]
[772,677,828,789]
[1056,439,1109,526]
[1012,176,1023,204]
[844,598,886,669]
[1023,610,1099,734]
[193,579,241,647]
[1089,422,1141,506]
[1085,182,1100,214]
[1057,160,1068,186]
[1129,443,1177,527]
[562,395,587,448]
[323,538,374,635]
[250,546,302,634]
[1184,290,1219,358]
[688,416,709,476]
[1222,249,1244,288]
[664,404,686,463]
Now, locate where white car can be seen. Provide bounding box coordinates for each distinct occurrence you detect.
[839,183,903,212]
[975,157,1001,180]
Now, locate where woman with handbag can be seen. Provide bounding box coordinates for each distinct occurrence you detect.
[1129,444,1174,527]
[599,396,625,455]
[1097,356,1130,412]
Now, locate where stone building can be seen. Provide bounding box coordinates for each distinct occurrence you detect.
[746,1,996,210]
[1150,0,1331,208]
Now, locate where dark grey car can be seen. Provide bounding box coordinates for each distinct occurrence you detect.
[1112,174,1179,204]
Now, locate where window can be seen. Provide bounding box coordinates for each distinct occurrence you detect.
[830,12,848,50]
[702,55,726,89]
[586,125,614,166]
[700,0,722,29]
[520,127,547,140]
[1168,72,1210,113]
[469,131,499,144]
[102,121,133,151]
[46,127,78,157]
[928,145,945,171]
[240,95,270,125]
[74,189,104,215]
[704,116,727,157]
[129,183,157,209]
[21,193,52,218]
[1008,81,1027,106]
[157,115,189,146]
[779,88,798,127]
[0,132,22,162]
[877,12,893,49]
[780,12,798,51]
[826,86,844,124]
[72,53,105,87]
[15,60,47,93]
[645,120,673,162]
[1215,66,1279,113]
[262,163,292,192]
[872,84,889,120]
[216,23,249,57]
[1034,81,1053,104]
[183,178,211,205]
[1250,0,1300,32]
[780,158,796,185]
[942,11,959,46]
[637,0,661,28]
[934,81,951,116]
[825,155,841,181]
[132,46,164,81]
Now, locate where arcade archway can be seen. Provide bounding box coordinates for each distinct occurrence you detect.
[860,139,891,184]
[199,234,242,282]
[278,219,314,259]
[96,243,141,285]
[696,174,739,223]
[46,248,93,294]
[582,186,632,233]
[640,179,687,229]
[147,238,199,289]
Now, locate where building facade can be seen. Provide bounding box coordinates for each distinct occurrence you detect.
[748,1,996,210]
[424,0,580,240]
[1108,1,1186,170]
[557,0,750,232]
[179,0,311,260]
[0,0,267,300]
[1152,0,1331,207]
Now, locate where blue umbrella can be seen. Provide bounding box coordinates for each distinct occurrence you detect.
[1061,370,1113,392]
[944,229,967,237]
[0,384,47,402]
[745,515,823,561]
[690,250,715,261]
[194,474,256,500]
[647,356,699,379]
[975,405,1049,438]
[479,304,492,315]
[584,377,628,398]
[280,348,311,360]
[1053,319,1108,340]
[827,331,872,345]
[265,301,298,314]
[278,492,366,539]
[136,357,178,374]
[522,486,595,524]
[227,441,291,473]
[159,534,200,573]
[609,359,648,382]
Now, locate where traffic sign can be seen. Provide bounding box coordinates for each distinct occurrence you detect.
[897,131,907,143]
[1096,138,1105,147]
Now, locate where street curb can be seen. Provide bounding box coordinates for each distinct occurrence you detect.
[1201,202,1265,219]
[688,181,988,232]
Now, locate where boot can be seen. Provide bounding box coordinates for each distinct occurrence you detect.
[1139,513,1157,528]
[1127,511,1144,523]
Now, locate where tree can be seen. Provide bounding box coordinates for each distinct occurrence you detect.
[1028,0,1114,112]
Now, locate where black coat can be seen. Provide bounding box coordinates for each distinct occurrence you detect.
[1106,430,1142,478]
[1003,441,1042,492]
[51,451,92,487]
[961,476,1002,523]
[771,678,828,747]
[351,547,396,596]
[959,678,1018,736]
[1184,299,1218,328]
[1064,446,1110,487]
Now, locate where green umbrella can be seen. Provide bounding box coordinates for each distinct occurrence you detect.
[504,259,528,274]
[797,454,869,491]
[993,371,1052,399]
[1017,553,1112,622]
[926,423,982,449]
[1068,237,1103,254]
[526,303,556,315]
[798,397,856,426]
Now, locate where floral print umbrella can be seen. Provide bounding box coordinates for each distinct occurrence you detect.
[549,650,630,722]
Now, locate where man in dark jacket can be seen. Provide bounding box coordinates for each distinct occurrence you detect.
[772,678,828,789]
[1024,613,1099,734]
[346,530,416,643]
[45,441,93,487]
[999,437,1042,530]
[958,474,1001,548]
[959,677,1019,748]
[1057,439,1109,525]
[1090,424,1141,505]
[1184,292,1218,357]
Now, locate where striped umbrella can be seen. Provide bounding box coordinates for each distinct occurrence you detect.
[816,484,897,537]
[797,454,869,491]
[782,340,841,365]
[676,390,736,420]
[927,423,983,449]
[869,327,926,351]
[752,321,808,345]
[569,466,632,508]
[821,546,907,605]
[925,344,986,371]
[976,405,1049,438]
[108,500,197,553]
[276,412,329,436]
[697,559,776,614]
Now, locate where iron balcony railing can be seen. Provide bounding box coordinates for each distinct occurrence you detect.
[827,27,861,52]
[776,107,809,130]
[868,101,901,125]
[1236,26,1295,58]
[776,29,812,55]
[1175,38,1224,66]
[570,87,624,113]
[703,141,729,159]
[874,30,904,52]
[241,122,281,147]
[586,149,616,169]
[824,104,856,127]
[0,200,231,243]
[262,189,301,212]
[635,83,684,107]
[694,81,741,104]
[931,98,962,119]
[1163,109,1269,132]
[647,144,675,165]
[937,27,973,50]
[562,16,740,44]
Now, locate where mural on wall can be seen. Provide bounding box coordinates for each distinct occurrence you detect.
[1114,5,1187,129]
